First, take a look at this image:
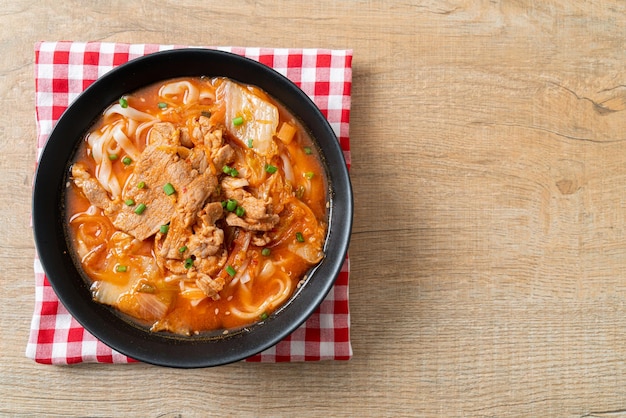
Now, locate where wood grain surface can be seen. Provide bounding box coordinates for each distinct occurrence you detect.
[3,1,626,416]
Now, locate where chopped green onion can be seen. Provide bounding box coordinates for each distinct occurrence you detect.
[261,248,271,257]
[235,206,245,217]
[232,116,244,126]
[108,154,118,161]
[295,232,305,242]
[201,111,211,118]
[119,97,128,108]
[247,138,254,148]
[225,265,236,277]
[124,199,135,206]
[222,165,239,177]
[115,265,128,273]
[226,199,237,212]
[178,246,188,253]
[305,171,315,180]
[163,182,175,196]
[260,312,268,320]
[137,181,145,189]
[122,156,132,165]
[303,146,312,155]
[160,224,169,234]
[134,203,146,215]
[157,102,168,109]
[265,164,278,174]
[296,186,305,199]
[184,258,194,269]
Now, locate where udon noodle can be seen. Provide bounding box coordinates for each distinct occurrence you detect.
[65,77,327,335]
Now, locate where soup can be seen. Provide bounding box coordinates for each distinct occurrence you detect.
[66,77,327,336]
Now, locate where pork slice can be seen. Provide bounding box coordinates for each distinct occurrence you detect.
[221,176,249,201]
[221,176,279,232]
[191,116,222,149]
[225,210,279,231]
[187,202,225,258]
[187,147,210,174]
[176,171,218,226]
[179,127,193,148]
[157,172,219,260]
[148,122,179,146]
[212,144,235,170]
[71,163,121,215]
[112,145,202,241]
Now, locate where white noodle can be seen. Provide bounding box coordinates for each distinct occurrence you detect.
[136,120,159,145]
[112,124,140,160]
[105,140,121,156]
[229,276,293,320]
[69,205,99,222]
[159,81,199,104]
[86,125,121,197]
[127,119,138,137]
[104,103,156,121]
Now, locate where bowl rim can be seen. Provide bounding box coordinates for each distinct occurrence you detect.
[32,48,353,368]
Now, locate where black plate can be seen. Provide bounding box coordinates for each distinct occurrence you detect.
[32,49,353,368]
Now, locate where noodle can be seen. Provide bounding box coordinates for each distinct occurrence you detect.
[66,76,327,335]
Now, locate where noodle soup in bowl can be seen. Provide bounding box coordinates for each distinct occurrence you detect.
[32,49,352,368]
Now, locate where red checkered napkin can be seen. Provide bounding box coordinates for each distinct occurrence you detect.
[27,41,352,364]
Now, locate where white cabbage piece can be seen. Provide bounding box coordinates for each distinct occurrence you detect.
[218,80,279,157]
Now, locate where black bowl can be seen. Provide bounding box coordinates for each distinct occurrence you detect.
[32,49,353,368]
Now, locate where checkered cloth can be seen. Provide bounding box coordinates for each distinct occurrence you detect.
[26,41,352,364]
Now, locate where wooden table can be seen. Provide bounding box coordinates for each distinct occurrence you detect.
[3,1,626,416]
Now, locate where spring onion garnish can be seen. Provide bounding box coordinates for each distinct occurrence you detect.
[122,156,132,165]
[137,181,145,189]
[108,154,118,161]
[226,265,236,277]
[222,165,238,177]
[115,265,128,273]
[201,111,211,118]
[303,146,312,155]
[260,312,268,320]
[226,199,237,212]
[295,232,305,242]
[261,248,271,257]
[178,246,188,253]
[124,199,135,206]
[305,171,315,180]
[235,206,245,217]
[160,224,169,234]
[119,97,128,108]
[265,164,278,174]
[184,258,194,269]
[134,203,146,215]
[163,182,175,196]
[232,116,244,126]
[157,102,167,109]
[247,138,253,148]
